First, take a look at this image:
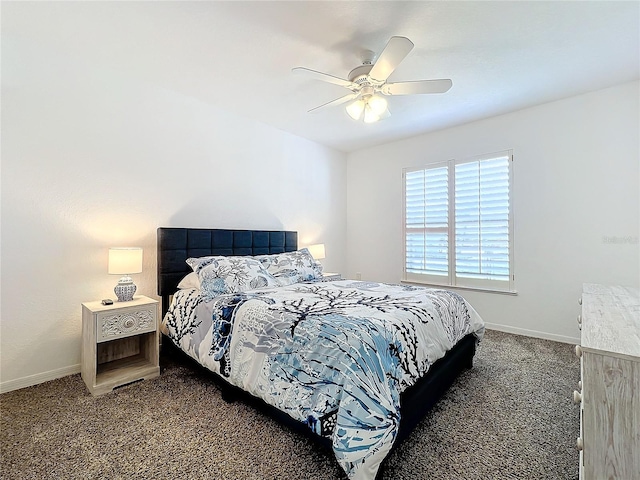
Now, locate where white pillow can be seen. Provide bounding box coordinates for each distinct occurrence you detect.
[255,248,323,286]
[177,272,201,290]
[186,255,281,300]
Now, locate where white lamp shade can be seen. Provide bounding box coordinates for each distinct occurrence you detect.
[367,95,388,116]
[108,247,143,275]
[347,95,389,123]
[346,99,365,120]
[363,103,381,123]
[307,243,326,260]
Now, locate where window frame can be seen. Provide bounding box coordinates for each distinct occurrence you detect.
[402,150,515,294]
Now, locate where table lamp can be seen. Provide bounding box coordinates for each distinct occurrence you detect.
[108,247,143,302]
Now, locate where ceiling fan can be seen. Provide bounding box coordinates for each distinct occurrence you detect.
[292,36,452,123]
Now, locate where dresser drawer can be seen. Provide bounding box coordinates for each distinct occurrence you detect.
[96,306,157,342]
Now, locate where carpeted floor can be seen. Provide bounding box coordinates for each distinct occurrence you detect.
[0,330,580,480]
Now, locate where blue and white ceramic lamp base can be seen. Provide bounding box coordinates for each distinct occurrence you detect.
[114,275,137,302]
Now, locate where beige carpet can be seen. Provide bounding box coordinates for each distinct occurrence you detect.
[0,330,580,480]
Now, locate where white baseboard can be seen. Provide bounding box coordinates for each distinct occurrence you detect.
[484,322,580,345]
[0,325,578,394]
[0,364,81,394]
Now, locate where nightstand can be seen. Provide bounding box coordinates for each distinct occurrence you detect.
[81,295,159,395]
[322,273,342,282]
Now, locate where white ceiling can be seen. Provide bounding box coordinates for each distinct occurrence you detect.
[5,1,640,152]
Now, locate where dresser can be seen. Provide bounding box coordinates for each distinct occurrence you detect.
[575,284,640,479]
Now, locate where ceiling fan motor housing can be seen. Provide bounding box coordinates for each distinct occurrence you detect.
[348,64,374,84]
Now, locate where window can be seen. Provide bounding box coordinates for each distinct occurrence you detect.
[403,150,514,293]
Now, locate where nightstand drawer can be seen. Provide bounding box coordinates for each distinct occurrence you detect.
[96,306,156,342]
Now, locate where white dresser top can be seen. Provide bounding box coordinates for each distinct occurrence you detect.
[581,283,640,360]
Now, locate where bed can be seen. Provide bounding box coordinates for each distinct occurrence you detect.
[157,227,484,480]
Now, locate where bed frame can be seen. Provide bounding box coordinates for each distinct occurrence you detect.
[157,227,477,455]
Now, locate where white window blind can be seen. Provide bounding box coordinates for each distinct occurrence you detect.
[405,164,449,280]
[403,151,514,292]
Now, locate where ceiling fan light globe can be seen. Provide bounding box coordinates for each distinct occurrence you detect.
[368,95,388,116]
[363,104,381,123]
[346,99,365,120]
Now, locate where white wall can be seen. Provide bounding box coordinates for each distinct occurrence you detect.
[1,33,347,392]
[347,81,640,344]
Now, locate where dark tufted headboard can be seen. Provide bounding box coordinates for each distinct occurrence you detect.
[157,227,297,315]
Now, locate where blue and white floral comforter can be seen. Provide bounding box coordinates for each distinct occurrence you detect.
[162,280,484,480]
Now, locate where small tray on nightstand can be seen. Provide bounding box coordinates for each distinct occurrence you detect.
[321,273,342,282]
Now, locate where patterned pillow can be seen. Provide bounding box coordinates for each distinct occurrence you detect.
[255,248,323,286]
[186,256,281,299]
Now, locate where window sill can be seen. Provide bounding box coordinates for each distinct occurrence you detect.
[400,280,518,296]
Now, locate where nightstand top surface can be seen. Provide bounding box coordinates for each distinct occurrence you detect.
[82,295,157,312]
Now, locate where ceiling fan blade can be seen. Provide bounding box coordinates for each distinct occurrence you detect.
[292,67,357,89]
[308,93,359,113]
[382,79,453,95]
[368,36,414,83]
